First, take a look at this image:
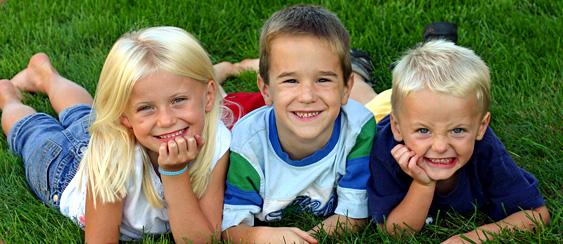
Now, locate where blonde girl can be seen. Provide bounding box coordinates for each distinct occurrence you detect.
[1,26,230,243]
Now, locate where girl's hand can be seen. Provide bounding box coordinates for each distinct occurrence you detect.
[158,134,205,172]
[391,144,433,185]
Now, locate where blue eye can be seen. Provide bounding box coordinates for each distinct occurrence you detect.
[283,79,298,83]
[173,97,186,104]
[452,128,464,133]
[137,105,152,112]
[317,78,331,83]
[418,128,430,134]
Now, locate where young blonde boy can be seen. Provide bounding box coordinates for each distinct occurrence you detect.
[367,40,549,243]
[222,5,376,244]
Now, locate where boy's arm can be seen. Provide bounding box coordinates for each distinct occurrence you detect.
[441,129,551,243]
[225,224,318,244]
[308,214,367,235]
[381,144,436,235]
[442,206,550,244]
[381,180,435,234]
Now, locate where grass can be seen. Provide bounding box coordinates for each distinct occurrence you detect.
[1,0,562,243]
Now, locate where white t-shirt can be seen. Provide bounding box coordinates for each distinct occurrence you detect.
[59,121,231,241]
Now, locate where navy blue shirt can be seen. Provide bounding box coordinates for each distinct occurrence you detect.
[368,115,546,223]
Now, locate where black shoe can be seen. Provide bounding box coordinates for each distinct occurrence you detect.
[423,22,458,44]
[350,48,376,85]
[389,22,459,70]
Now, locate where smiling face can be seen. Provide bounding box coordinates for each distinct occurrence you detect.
[258,35,353,159]
[120,70,215,161]
[390,89,490,181]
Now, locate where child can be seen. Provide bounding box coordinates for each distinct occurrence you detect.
[0,26,230,243]
[222,4,376,243]
[367,40,550,243]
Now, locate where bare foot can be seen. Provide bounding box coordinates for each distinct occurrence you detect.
[234,59,259,73]
[11,53,59,94]
[0,79,23,109]
[214,61,239,84]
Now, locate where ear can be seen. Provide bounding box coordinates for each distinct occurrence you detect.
[390,113,404,142]
[476,112,491,141]
[205,79,217,112]
[340,73,354,105]
[257,75,273,106]
[120,114,132,129]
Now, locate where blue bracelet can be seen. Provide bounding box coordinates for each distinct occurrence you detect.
[158,165,189,176]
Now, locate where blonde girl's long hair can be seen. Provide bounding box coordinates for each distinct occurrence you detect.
[81,26,221,208]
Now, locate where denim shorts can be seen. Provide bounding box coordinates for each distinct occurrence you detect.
[7,104,94,208]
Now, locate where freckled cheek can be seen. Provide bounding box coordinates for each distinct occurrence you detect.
[275,90,295,100]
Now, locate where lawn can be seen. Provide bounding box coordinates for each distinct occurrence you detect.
[0,0,562,243]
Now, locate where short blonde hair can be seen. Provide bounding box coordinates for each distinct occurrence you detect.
[258,4,351,85]
[391,40,491,116]
[83,26,221,208]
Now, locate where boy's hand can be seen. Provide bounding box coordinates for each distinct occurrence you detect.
[158,134,205,172]
[441,232,478,244]
[254,227,318,244]
[391,144,434,185]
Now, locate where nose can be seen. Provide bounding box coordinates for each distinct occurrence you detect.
[297,82,317,103]
[157,108,176,128]
[432,135,449,153]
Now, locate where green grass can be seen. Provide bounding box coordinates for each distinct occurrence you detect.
[1,0,562,243]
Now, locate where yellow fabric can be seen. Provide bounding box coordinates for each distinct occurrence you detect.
[364,88,392,123]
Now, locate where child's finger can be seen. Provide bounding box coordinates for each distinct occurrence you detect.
[291,228,318,244]
[391,144,407,156]
[395,148,416,172]
[167,139,179,160]
[174,136,187,152]
[185,136,198,157]
[194,134,205,150]
[158,143,168,164]
[407,154,420,171]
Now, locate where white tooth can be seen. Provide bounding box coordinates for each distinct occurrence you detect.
[296,112,319,118]
[431,158,450,163]
[159,129,184,139]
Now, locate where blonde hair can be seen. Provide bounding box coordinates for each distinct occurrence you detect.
[258,4,351,85]
[391,40,491,116]
[81,26,222,208]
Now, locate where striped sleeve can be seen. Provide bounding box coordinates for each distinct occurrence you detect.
[340,117,376,189]
[222,152,263,230]
[335,116,376,218]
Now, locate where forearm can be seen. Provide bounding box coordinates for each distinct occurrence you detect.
[224,224,317,244]
[454,206,550,243]
[223,224,277,243]
[161,173,217,243]
[384,181,435,235]
[309,214,367,235]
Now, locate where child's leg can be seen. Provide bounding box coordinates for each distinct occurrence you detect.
[214,59,260,82]
[213,61,240,85]
[11,53,93,115]
[0,79,36,136]
[234,59,259,73]
[213,61,261,99]
[350,73,377,104]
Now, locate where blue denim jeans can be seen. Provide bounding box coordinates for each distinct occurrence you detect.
[7,104,93,208]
